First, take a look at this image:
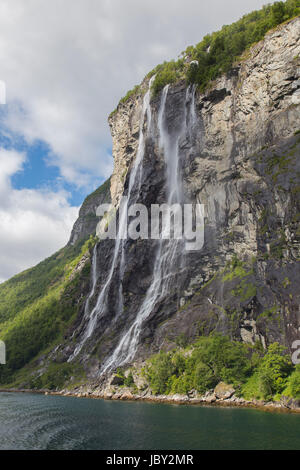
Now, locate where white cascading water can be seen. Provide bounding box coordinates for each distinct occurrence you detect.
[69,77,155,361]
[102,84,196,372]
[84,244,98,317]
[190,84,197,127]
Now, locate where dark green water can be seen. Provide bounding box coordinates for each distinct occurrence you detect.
[0,392,299,450]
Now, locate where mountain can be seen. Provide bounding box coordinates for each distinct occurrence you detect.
[0,180,110,385]
[0,3,300,403]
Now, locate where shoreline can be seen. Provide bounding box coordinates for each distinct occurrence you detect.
[1,387,299,414]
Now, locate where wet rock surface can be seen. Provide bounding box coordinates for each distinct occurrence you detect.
[54,18,300,377]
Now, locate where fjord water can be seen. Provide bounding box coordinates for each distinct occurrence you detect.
[0,393,299,450]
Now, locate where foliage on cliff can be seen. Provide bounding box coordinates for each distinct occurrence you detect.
[111,0,300,110]
[143,336,299,401]
[81,177,111,207]
[152,0,300,94]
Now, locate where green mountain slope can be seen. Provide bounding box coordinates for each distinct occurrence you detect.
[0,177,111,385]
[0,4,299,397]
[0,236,96,384]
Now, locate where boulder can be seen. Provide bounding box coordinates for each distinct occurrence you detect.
[280,396,300,409]
[205,393,216,403]
[120,391,134,400]
[214,382,235,400]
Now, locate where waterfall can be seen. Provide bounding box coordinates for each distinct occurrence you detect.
[68,77,155,361]
[101,84,196,372]
[190,84,197,127]
[84,244,98,317]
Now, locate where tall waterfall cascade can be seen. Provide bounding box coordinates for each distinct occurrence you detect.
[102,85,198,372]
[69,78,155,361]
[69,81,197,370]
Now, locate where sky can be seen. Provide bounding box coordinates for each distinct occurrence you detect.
[0,0,268,282]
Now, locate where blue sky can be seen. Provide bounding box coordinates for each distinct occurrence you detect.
[0,0,268,282]
[9,137,111,207]
[0,106,111,207]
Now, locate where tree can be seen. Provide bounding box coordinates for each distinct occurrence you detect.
[258,343,293,399]
[272,2,286,25]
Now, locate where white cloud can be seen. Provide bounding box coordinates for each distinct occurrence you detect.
[0,148,78,281]
[0,0,267,187]
[0,0,269,281]
[0,148,25,195]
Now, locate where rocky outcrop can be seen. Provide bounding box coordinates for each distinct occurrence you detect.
[51,379,300,413]
[59,17,300,377]
[68,178,111,245]
[214,382,235,400]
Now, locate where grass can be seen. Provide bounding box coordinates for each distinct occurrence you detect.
[0,235,97,385]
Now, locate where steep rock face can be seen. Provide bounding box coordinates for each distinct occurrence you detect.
[68,178,111,246]
[63,18,300,376]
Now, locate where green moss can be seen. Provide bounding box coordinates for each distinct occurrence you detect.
[222,256,253,282]
[231,280,257,301]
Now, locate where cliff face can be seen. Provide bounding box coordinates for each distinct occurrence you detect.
[60,18,300,377]
[68,179,111,246]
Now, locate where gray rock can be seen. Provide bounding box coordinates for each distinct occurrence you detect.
[52,18,300,378]
[214,382,235,400]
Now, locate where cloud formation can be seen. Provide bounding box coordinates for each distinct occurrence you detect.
[0,0,268,281]
[0,0,267,186]
[0,149,78,282]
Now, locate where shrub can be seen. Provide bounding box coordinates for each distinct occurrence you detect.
[256,343,293,399]
[30,363,76,391]
[149,0,300,96]
[145,335,253,395]
[282,364,300,398]
[124,372,135,387]
[145,351,176,395]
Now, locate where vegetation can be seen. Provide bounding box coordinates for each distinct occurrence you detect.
[150,60,185,96]
[0,235,97,385]
[222,255,253,282]
[109,86,142,119]
[143,336,299,401]
[0,175,110,386]
[0,241,84,324]
[29,363,81,391]
[242,343,294,400]
[283,364,300,398]
[144,335,256,395]
[111,0,300,110]
[82,176,111,207]
[152,0,300,95]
